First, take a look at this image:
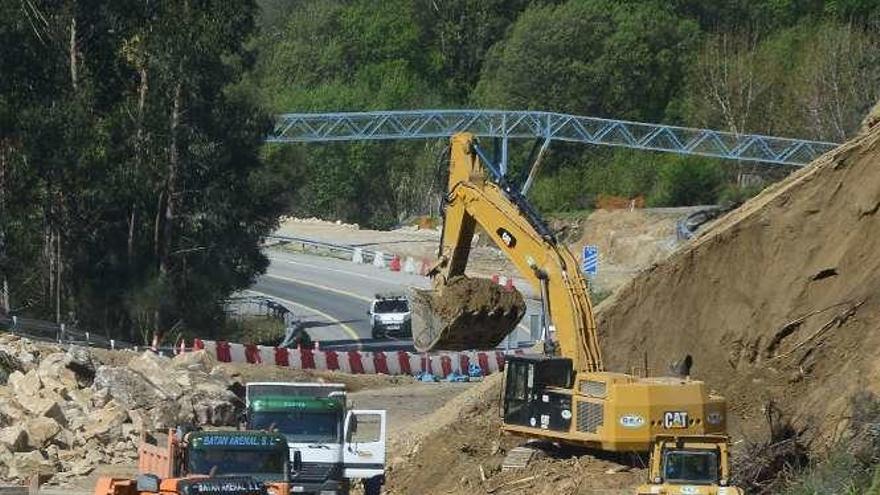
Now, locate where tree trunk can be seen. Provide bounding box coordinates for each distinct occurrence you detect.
[69,14,78,90]
[55,223,62,324]
[155,81,183,344]
[0,141,7,314]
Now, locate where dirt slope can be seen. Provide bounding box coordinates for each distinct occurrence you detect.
[384,375,644,494]
[596,126,880,443]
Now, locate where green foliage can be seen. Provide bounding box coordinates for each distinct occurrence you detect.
[222,316,286,346]
[775,392,880,495]
[0,0,287,342]
[649,157,723,206]
[475,0,700,122]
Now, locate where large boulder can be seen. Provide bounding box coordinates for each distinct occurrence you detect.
[127,351,184,399]
[81,401,128,443]
[92,366,166,410]
[184,378,239,426]
[65,345,96,385]
[6,451,56,479]
[24,417,61,449]
[0,387,27,426]
[7,369,41,398]
[172,349,216,372]
[0,349,23,385]
[37,352,80,393]
[0,425,28,451]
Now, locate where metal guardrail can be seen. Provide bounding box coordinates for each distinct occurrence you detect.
[0,314,136,350]
[226,295,299,328]
[266,234,396,263]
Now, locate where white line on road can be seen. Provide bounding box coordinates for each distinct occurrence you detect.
[264,273,373,302]
[247,290,361,343]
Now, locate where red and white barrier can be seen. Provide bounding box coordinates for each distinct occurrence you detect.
[191,339,521,378]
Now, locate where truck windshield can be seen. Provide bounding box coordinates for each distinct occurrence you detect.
[188,449,284,478]
[662,449,719,484]
[250,411,341,443]
[374,299,408,313]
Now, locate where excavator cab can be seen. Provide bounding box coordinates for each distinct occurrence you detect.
[502,356,574,432]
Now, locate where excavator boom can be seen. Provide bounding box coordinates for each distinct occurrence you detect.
[412,133,602,372]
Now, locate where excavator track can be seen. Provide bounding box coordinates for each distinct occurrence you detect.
[410,276,526,352]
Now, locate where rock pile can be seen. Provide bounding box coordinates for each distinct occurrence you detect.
[0,335,241,483]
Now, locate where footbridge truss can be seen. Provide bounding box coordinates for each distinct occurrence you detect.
[269,110,838,168]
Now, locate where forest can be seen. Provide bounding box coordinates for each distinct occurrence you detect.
[0,0,878,340]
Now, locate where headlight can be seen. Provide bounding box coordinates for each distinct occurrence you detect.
[652,477,662,484]
[267,488,278,495]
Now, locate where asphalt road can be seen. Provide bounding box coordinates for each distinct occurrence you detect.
[251,250,538,351]
[251,250,430,351]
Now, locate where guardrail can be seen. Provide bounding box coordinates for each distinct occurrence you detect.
[266,234,395,264]
[0,314,137,350]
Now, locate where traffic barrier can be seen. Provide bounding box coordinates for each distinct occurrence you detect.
[193,339,521,378]
[352,247,364,264]
[372,251,386,268]
[403,257,416,274]
[419,258,432,276]
[389,256,401,272]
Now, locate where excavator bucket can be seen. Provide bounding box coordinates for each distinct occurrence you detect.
[410,276,526,352]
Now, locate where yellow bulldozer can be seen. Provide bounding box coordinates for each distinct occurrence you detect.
[412,132,728,452]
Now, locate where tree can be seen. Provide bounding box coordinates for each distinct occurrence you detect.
[0,0,288,342]
[474,0,700,122]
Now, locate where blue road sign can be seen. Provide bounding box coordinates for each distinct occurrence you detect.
[582,245,599,276]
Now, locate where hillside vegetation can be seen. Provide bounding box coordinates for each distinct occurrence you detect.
[253,0,880,226]
[1,0,878,342]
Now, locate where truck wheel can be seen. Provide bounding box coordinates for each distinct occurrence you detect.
[363,476,383,495]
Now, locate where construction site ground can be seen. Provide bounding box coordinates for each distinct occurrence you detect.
[22,118,880,493]
[43,354,645,495]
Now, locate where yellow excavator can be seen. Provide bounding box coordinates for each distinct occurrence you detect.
[412,132,728,452]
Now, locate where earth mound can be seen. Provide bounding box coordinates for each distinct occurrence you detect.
[596,124,880,442]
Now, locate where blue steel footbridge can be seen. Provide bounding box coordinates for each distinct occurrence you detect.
[269,109,838,168]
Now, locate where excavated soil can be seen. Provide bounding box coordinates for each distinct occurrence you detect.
[596,124,880,445]
[384,375,644,495]
[411,276,526,351]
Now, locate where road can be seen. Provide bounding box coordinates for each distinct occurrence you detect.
[251,250,538,351]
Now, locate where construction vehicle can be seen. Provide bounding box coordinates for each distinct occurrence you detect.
[412,132,727,452]
[636,435,743,494]
[94,429,295,495]
[245,382,386,495]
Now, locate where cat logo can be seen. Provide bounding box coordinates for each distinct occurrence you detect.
[496,228,517,248]
[663,411,689,429]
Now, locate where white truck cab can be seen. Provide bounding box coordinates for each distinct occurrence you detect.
[245,382,386,495]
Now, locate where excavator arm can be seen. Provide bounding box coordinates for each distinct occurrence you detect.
[415,133,602,373]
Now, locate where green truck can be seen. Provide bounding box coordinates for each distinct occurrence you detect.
[245,382,386,495]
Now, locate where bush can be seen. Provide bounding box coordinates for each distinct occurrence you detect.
[648,157,724,206]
